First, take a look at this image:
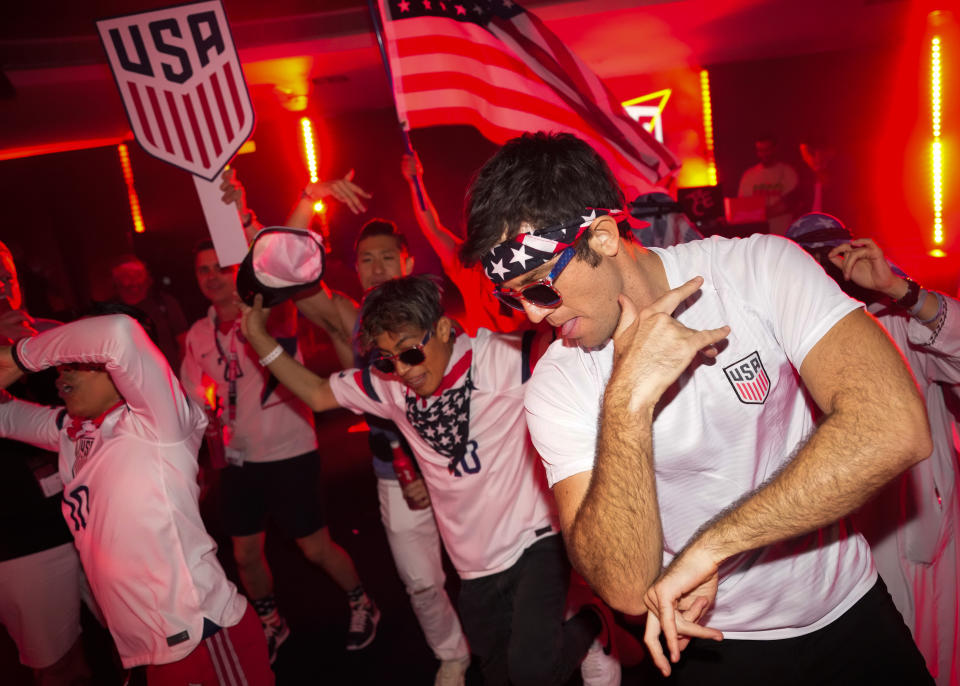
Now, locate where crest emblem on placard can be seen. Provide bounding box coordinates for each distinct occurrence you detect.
[96,0,254,180]
[723,351,770,405]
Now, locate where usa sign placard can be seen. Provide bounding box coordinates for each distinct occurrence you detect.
[96,0,254,181]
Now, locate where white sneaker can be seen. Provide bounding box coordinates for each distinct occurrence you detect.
[581,639,621,686]
[434,655,470,686]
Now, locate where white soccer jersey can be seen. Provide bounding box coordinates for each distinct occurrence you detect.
[181,306,317,463]
[526,234,875,639]
[330,329,558,579]
[0,315,246,667]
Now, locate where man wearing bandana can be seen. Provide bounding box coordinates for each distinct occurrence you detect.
[459,132,935,684]
[240,275,616,686]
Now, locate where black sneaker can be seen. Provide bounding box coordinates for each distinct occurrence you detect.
[345,598,380,651]
[262,617,290,665]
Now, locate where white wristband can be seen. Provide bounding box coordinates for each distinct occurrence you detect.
[258,344,283,367]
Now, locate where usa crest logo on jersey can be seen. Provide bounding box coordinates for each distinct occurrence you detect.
[74,437,96,475]
[723,351,770,404]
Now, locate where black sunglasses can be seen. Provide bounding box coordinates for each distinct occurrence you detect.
[371,329,433,374]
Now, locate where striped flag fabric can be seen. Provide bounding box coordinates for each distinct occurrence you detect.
[376,0,680,197]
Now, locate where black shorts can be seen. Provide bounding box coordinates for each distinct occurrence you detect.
[667,576,933,686]
[219,450,326,539]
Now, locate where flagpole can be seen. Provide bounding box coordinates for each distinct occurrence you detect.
[367,0,426,210]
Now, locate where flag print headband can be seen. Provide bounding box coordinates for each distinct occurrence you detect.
[481,208,622,285]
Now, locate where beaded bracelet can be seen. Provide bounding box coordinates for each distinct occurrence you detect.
[917,292,944,326]
[258,344,284,367]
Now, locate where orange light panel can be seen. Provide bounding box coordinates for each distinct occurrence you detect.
[931,35,943,246]
[300,117,319,184]
[700,69,718,187]
[116,144,145,234]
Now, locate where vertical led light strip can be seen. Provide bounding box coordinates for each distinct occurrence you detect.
[300,117,324,213]
[116,144,145,234]
[700,69,718,186]
[931,36,943,248]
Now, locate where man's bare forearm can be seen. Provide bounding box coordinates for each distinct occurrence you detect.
[688,312,932,565]
[568,395,663,614]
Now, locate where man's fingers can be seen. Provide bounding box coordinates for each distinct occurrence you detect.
[657,599,682,664]
[693,326,731,353]
[842,250,866,280]
[643,611,673,677]
[674,614,723,642]
[650,276,704,316]
[613,293,639,339]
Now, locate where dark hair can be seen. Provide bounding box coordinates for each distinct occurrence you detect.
[110,253,147,273]
[461,132,624,266]
[354,219,409,255]
[755,133,777,146]
[358,275,443,351]
[84,301,159,346]
[193,239,215,258]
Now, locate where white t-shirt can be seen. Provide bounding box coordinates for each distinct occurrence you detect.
[2,315,246,667]
[181,307,317,463]
[525,234,875,639]
[738,162,799,235]
[330,329,558,579]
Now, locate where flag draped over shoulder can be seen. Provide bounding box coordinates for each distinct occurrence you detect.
[376,0,680,197]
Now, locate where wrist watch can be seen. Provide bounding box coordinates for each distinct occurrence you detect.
[894,277,921,310]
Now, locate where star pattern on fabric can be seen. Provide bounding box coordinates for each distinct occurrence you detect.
[488,259,509,280]
[405,367,473,459]
[455,4,466,14]
[510,245,532,269]
[398,0,410,11]
[422,0,431,9]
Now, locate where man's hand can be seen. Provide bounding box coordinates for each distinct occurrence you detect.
[401,152,423,182]
[643,545,723,677]
[0,346,24,389]
[304,170,371,215]
[827,238,899,297]
[238,295,274,354]
[401,477,431,510]
[0,309,37,342]
[220,167,248,214]
[608,277,730,413]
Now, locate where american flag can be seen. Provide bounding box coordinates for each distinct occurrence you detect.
[376,0,680,197]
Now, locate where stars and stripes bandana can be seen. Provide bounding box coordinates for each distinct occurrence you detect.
[480,208,622,285]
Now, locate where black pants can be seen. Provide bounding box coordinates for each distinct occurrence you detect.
[458,534,598,686]
[668,576,933,686]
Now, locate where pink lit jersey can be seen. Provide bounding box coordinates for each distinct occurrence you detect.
[526,235,875,639]
[181,306,317,463]
[0,315,246,667]
[330,329,558,579]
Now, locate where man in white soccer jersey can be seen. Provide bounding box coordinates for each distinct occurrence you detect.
[0,313,274,685]
[279,214,473,686]
[240,274,611,686]
[459,131,935,684]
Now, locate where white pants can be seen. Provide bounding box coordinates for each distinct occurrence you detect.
[0,543,82,668]
[378,478,469,661]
